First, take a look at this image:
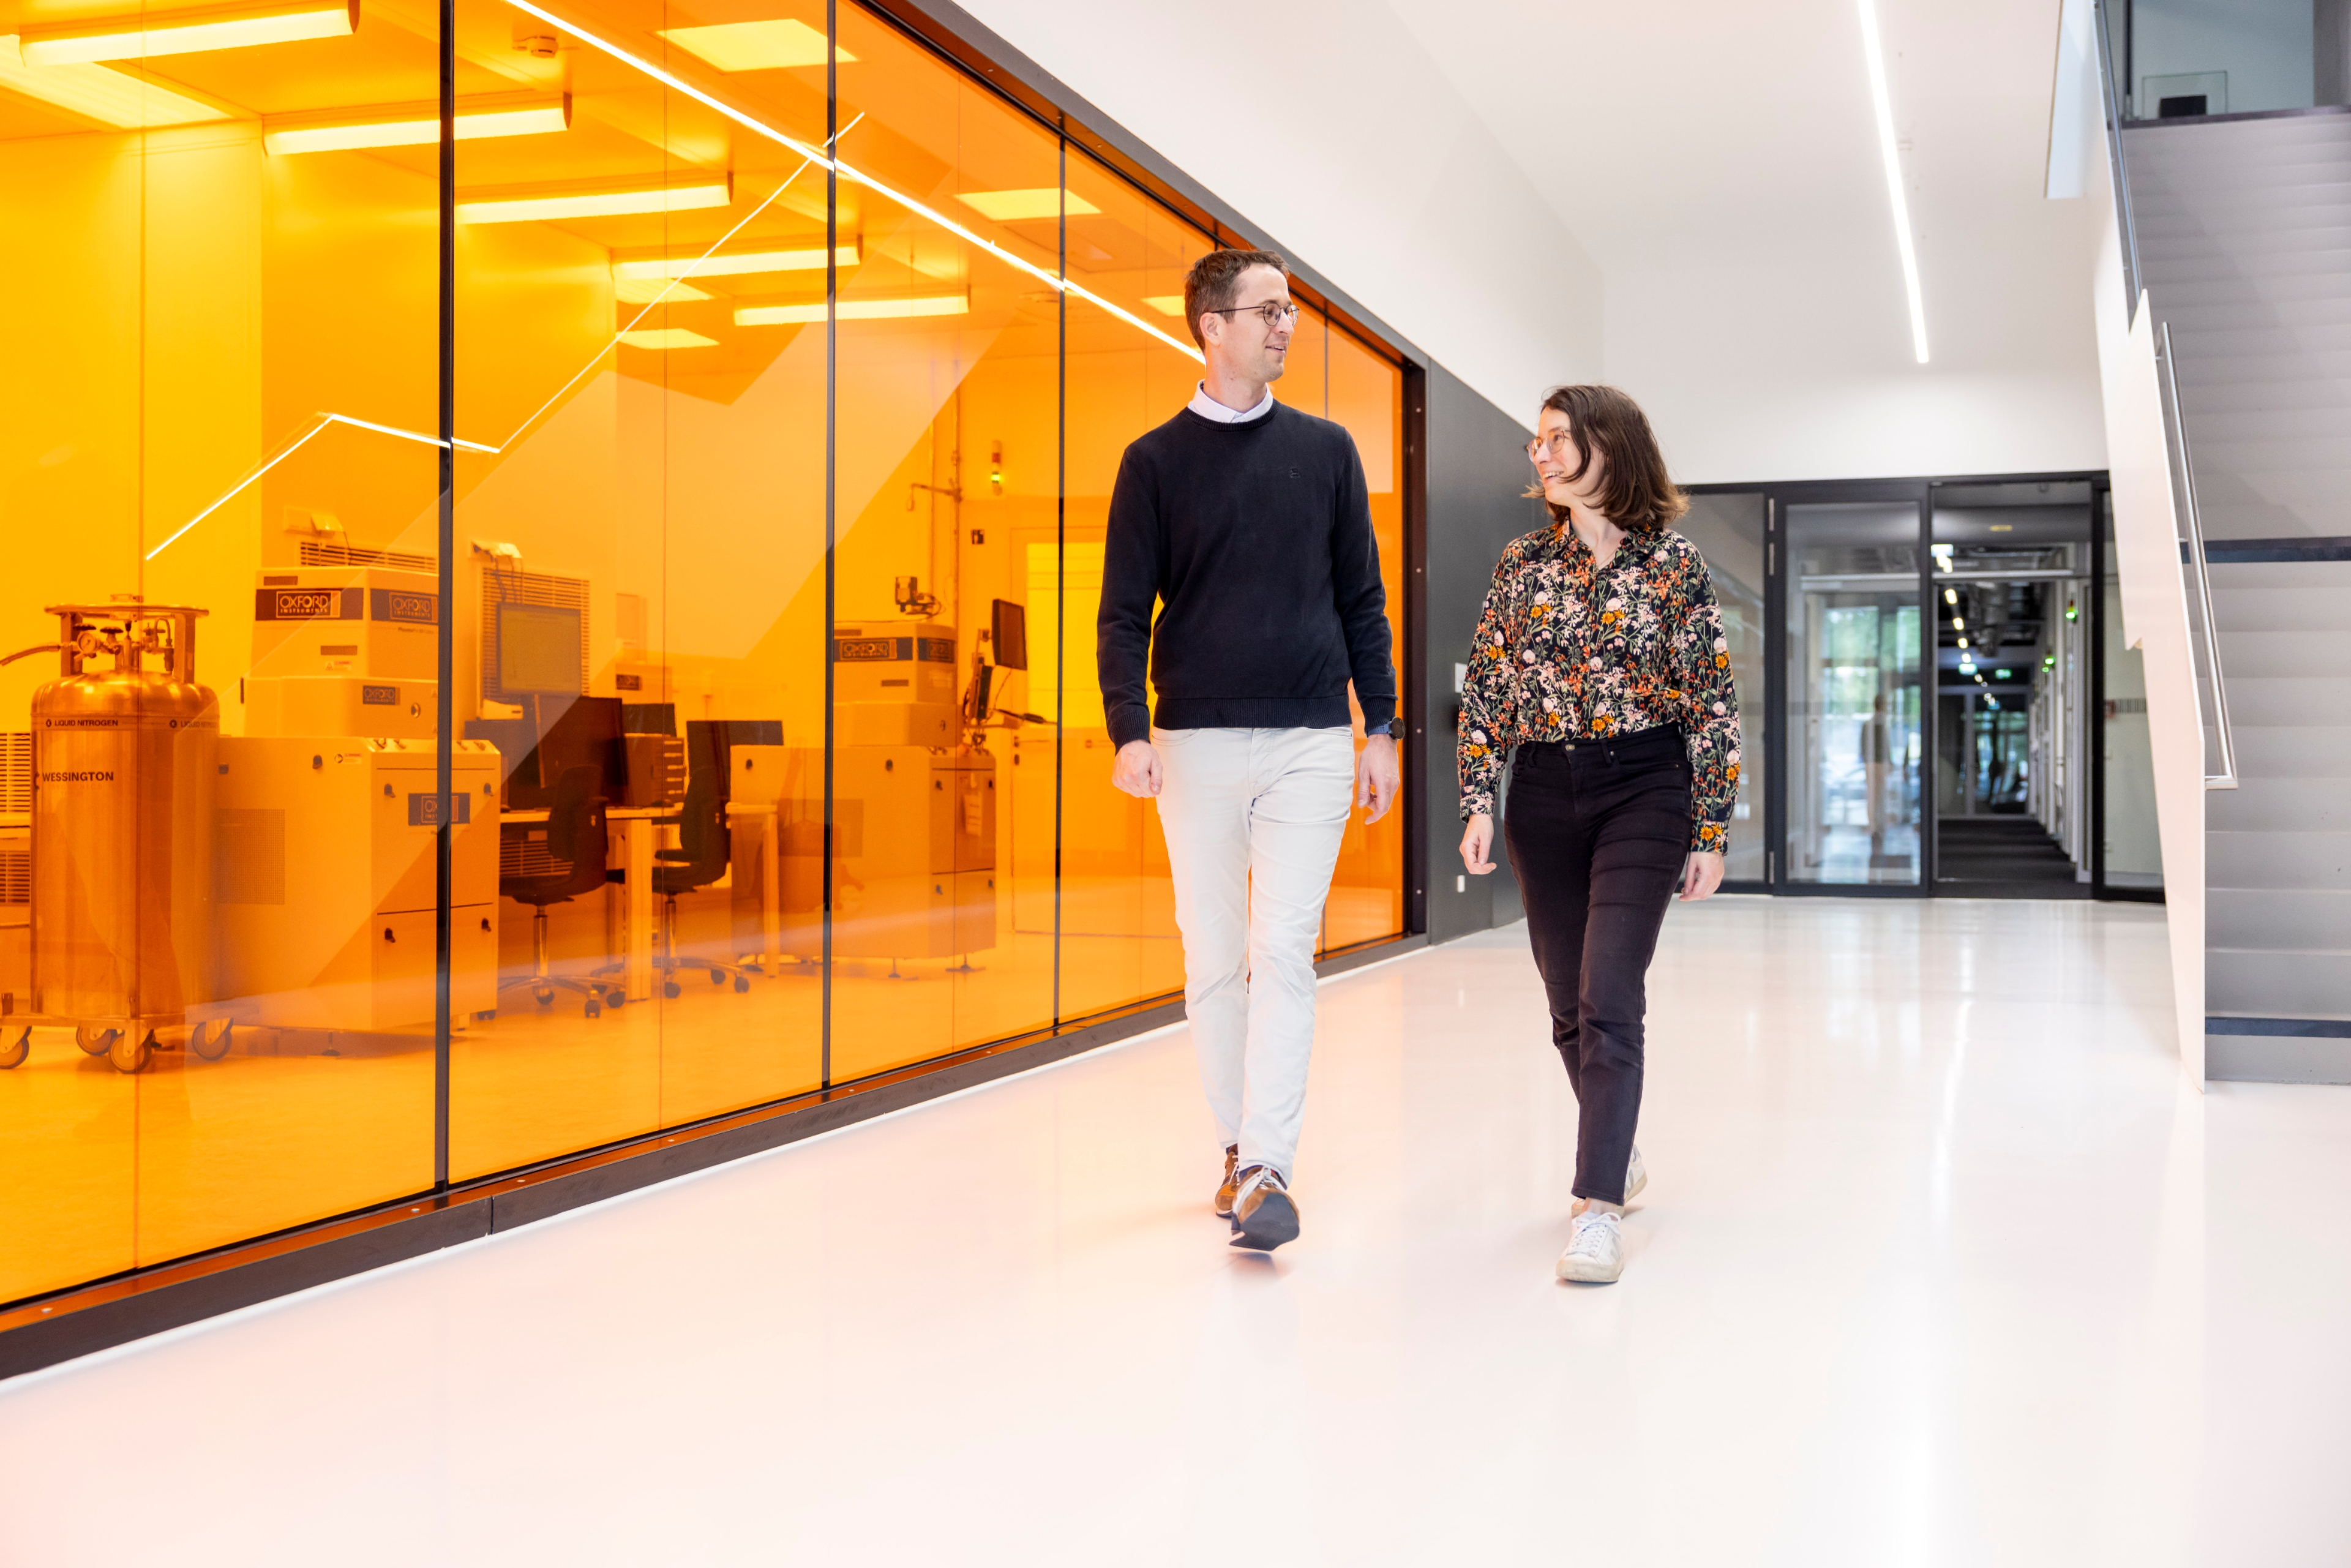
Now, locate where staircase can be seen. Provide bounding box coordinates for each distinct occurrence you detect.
[2124,110,2351,1081]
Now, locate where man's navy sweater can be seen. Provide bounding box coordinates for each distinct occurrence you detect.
[1096,402,1397,749]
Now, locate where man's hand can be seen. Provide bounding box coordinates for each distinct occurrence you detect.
[1680,850,1725,901]
[1460,812,1496,874]
[1357,733,1401,823]
[1112,739,1162,798]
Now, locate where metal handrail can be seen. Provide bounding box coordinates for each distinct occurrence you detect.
[2156,320,2240,790]
[2093,0,2143,323]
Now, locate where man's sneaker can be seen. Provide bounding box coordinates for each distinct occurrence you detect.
[1213,1146,1241,1218]
[1554,1209,1625,1283]
[1625,1145,1648,1202]
[1228,1166,1300,1251]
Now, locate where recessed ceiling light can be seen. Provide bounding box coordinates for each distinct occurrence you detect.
[1857,0,1929,364]
[735,293,968,324]
[953,188,1099,222]
[0,34,230,124]
[618,328,718,350]
[20,0,357,64]
[614,277,711,304]
[264,94,569,154]
[658,18,850,72]
[459,176,731,223]
[613,244,858,280]
[1141,295,1183,317]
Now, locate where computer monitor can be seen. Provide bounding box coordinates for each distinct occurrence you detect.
[514,696,622,811]
[497,602,583,696]
[990,598,1027,671]
[621,702,677,736]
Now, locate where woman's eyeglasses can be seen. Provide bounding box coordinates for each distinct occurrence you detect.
[1203,300,1302,329]
[1526,430,1577,463]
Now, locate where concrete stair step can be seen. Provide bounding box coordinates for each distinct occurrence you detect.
[2208,626,2351,675]
[2207,887,2351,950]
[2178,378,2351,413]
[2203,674,2351,726]
[2207,828,2351,890]
[2205,775,2351,831]
[2168,321,2351,355]
[2211,570,2351,628]
[2231,724,2351,776]
[2139,223,2351,261]
[2166,403,2351,440]
[2143,247,2351,285]
[2156,294,2351,331]
[2208,947,2351,1016]
[2146,271,2351,309]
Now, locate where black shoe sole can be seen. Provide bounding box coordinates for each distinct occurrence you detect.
[1228,1189,1299,1250]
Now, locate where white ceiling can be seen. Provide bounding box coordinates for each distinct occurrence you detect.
[961,0,2109,482]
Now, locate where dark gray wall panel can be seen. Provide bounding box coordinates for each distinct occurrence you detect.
[1423,362,1545,942]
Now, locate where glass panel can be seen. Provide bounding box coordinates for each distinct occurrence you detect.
[1057,146,1214,1021]
[2128,1,2313,119]
[1784,503,1922,886]
[824,4,1063,1081]
[1676,493,1767,882]
[447,0,830,1177]
[2,0,440,1297]
[1321,323,1406,950]
[1931,482,2093,890]
[2100,498,2163,890]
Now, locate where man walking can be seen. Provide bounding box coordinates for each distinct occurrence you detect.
[1097,249,1400,1252]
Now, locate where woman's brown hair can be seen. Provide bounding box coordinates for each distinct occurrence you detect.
[1524,383,1688,532]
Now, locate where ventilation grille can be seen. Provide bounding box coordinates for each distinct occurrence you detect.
[300,541,437,572]
[481,566,590,704]
[0,733,28,813]
[0,847,25,907]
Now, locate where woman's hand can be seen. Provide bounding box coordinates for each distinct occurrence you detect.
[1460,814,1497,875]
[1679,850,1724,901]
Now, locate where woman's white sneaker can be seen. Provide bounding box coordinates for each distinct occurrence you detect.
[1555,1210,1625,1283]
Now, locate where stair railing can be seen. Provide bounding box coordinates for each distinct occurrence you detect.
[2093,0,2142,322]
[2155,320,2240,790]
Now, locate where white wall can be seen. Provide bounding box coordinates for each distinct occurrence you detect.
[2133,0,2315,115]
[955,0,1601,430]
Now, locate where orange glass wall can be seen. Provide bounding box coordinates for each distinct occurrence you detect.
[0,0,1409,1310]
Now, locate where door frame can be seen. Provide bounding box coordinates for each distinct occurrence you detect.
[1689,468,2124,901]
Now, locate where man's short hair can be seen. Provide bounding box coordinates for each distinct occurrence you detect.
[1183,248,1290,348]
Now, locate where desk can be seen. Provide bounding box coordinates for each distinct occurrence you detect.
[501,804,677,1003]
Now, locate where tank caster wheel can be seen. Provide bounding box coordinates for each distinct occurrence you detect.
[110,1031,156,1074]
[192,1019,234,1062]
[75,1025,121,1057]
[663,980,682,999]
[708,968,726,986]
[606,991,624,1010]
[584,1000,601,1019]
[0,1028,28,1070]
[733,975,751,994]
[534,985,554,1008]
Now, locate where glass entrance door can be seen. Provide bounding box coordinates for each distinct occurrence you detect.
[1780,501,1925,887]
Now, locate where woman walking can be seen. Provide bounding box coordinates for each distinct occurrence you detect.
[1458,384,1740,1285]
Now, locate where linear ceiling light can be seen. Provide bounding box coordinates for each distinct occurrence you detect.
[20,0,356,65]
[0,34,230,124]
[954,187,1098,222]
[264,93,568,154]
[619,328,718,350]
[1856,0,1929,364]
[498,0,1201,363]
[459,175,730,223]
[613,243,858,280]
[614,277,710,303]
[658,18,850,72]
[735,294,967,325]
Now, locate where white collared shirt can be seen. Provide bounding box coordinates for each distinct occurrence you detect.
[1188,381,1275,424]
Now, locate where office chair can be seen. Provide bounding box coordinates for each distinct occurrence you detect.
[647,722,756,999]
[497,765,621,1018]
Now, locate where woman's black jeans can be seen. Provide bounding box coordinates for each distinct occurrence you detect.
[1501,725,1690,1205]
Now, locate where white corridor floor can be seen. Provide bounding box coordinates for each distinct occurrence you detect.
[4,897,2350,1566]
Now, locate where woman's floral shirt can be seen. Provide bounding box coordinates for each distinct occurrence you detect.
[1457,521,1742,852]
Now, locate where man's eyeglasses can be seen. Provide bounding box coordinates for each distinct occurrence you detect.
[1203,300,1302,330]
[1526,430,1578,463]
